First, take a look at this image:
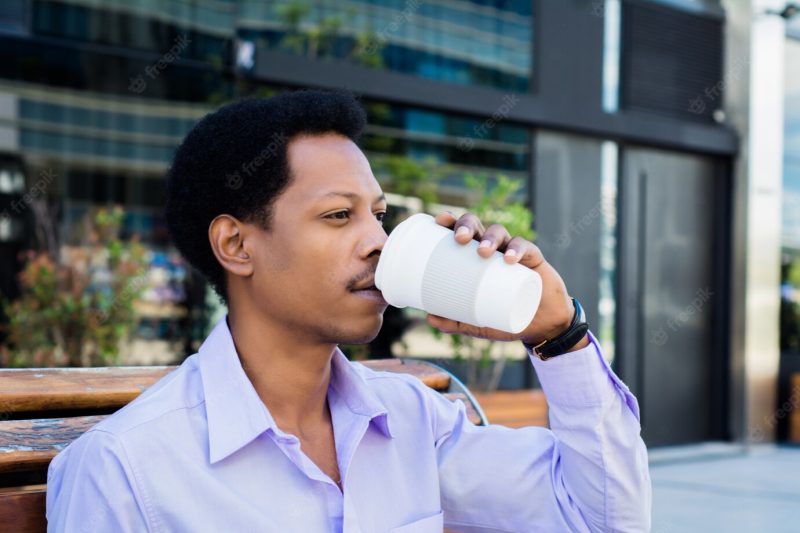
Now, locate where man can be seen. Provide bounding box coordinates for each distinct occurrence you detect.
[47,90,650,532]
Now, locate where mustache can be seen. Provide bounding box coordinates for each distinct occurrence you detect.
[347,268,376,291]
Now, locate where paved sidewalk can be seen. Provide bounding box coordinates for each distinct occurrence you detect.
[650,443,800,532]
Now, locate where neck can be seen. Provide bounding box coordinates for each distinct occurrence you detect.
[226,309,337,435]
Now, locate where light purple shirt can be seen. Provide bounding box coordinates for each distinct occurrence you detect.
[47,317,651,532]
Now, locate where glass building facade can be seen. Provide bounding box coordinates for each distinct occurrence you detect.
[239,0,533,91]
[0,0,533,361]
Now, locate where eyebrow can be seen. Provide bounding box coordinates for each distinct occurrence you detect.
[320,191,386,204]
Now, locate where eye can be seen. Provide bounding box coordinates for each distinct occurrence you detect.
[325,210,350,220]
[375,211,387,223]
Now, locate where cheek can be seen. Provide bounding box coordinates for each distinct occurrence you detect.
[256,229,352,296]
[257,229,306,273]
[261,242,292,273]
[270,240,341,291]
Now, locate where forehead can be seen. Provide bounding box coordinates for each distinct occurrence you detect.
[285,133,382,199]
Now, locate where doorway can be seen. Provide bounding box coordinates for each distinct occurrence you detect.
[618,147,728,446]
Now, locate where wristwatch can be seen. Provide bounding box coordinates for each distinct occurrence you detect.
[525,298,589,361]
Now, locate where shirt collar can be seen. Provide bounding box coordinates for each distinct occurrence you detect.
[197,317,392,465]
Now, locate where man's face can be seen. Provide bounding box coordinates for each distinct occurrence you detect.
[247,133,389,345]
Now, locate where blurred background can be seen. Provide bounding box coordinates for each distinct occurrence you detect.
[0,0,799,455]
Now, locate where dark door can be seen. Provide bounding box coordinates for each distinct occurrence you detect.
[618,147,727,446]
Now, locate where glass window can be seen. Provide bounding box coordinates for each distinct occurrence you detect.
[644,0,721,14]
[599,141,619,361]
[0,0,27,35]
[781,37,800,353]
[21,1,531,94]
[242,0,532,92]
[602,0,621,113]
[789,16,800,39]
[533,131,616,361]
[783,38,800,251]
[360,97,530,205]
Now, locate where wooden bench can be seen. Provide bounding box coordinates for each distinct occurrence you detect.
[0,359,487,532]
[472,389,549,429]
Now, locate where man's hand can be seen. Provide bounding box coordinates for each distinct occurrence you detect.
[425,211,589,352]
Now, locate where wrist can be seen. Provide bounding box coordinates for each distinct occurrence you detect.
[521,305,573,347]
[523,298,589,360]
[564,333,590,353]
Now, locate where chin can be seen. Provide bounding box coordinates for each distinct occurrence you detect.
[330,315,384,345]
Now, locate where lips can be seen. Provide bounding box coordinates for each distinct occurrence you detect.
[352,287,387,304]
[351,275,378,292]
[351,279,386,304]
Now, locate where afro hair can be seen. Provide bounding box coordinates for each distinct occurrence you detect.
[165,89,367,303]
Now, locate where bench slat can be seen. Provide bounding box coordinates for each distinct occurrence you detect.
[0,360,450,414]
[0,489,46,533]
[361,359,451,390]
[0,417,104,474]
[442,393,483,426]
[0,367,173,413]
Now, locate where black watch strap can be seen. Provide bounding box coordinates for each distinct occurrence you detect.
[525,298,589,360]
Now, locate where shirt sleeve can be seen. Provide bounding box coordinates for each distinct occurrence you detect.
[433,331,651,533]
[46,429,152,532]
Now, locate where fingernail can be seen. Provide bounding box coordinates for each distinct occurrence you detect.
[456,227,470,237]
[479,240,491,248]
[505,249,517,257]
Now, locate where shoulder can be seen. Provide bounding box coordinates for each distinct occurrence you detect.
[50,354,206,472]
[46,426,152,530]
[92,353,205,436]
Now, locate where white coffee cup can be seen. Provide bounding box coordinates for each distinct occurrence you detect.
[375,213,542,334]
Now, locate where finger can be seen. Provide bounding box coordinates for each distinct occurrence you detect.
[426,313,457,333]
[434,211,458,229]
[427,314,510,341]
[477,223,512,258]
[502,237,546,269]
[452,213,485,244]
[426,314,479,336]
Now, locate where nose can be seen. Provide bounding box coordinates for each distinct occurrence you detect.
[363,218,388,260]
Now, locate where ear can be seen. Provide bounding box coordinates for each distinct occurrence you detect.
[208,215,254,280]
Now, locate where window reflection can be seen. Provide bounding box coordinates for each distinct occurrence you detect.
[23,0,532,92]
